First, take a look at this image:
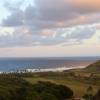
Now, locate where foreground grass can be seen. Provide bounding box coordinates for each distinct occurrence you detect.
[0,74,74,100]
[0,71,100,99]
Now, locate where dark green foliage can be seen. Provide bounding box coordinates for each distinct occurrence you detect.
[0,74,73,100]
[83,94,94,100]
[93,89,100,100]
[87,86,93,94]
[33,81,73,100]
[83,86,94,100]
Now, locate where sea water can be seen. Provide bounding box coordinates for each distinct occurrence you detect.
[0,57,99,72]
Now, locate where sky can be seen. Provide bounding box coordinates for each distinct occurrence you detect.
[0,0,100,57]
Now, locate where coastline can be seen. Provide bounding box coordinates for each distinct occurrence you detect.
[0,66,86,74]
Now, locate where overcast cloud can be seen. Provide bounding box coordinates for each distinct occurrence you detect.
[0,0,100,47]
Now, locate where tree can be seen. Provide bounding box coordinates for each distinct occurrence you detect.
[83,86,94,100]
[93,89,100,100]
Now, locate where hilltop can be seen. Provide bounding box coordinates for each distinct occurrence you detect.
[84,60,100,73]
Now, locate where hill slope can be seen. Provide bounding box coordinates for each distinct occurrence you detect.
[0,74,73,100]
[85,60,100,72]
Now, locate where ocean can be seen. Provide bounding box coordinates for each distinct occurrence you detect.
[0,57,99,72]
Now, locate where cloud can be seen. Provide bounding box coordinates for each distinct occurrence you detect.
[33,0,100,22]
[2,0,100,27]
[3,0,24,11]
[2,9,24,26]
[0,0,100,47]
[70,0,100,13]
[0,24,96,47]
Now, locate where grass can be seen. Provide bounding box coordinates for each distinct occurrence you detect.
[0,60,100,98]
[24,71,100,97]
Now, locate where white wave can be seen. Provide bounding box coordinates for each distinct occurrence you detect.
[24,66,86,73]
[0,66,86,74]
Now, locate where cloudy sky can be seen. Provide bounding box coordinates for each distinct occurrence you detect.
[0,0,100,57]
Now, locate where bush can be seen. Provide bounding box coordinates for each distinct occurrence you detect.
[32,81,73,100]
[93,89,100,100]
[0,76,73,100]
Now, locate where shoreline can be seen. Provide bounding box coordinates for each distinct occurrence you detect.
[0,66,86,74]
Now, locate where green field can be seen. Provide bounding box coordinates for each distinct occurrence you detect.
[22,60,100,97]
[24,71,100,97]
[0,73,74,100]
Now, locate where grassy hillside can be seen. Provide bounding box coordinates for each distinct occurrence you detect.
[84,60,100,72]
[0,74,73,100]
[23,60,100,97]
[0,60,100,100]
[24,71,100,97]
